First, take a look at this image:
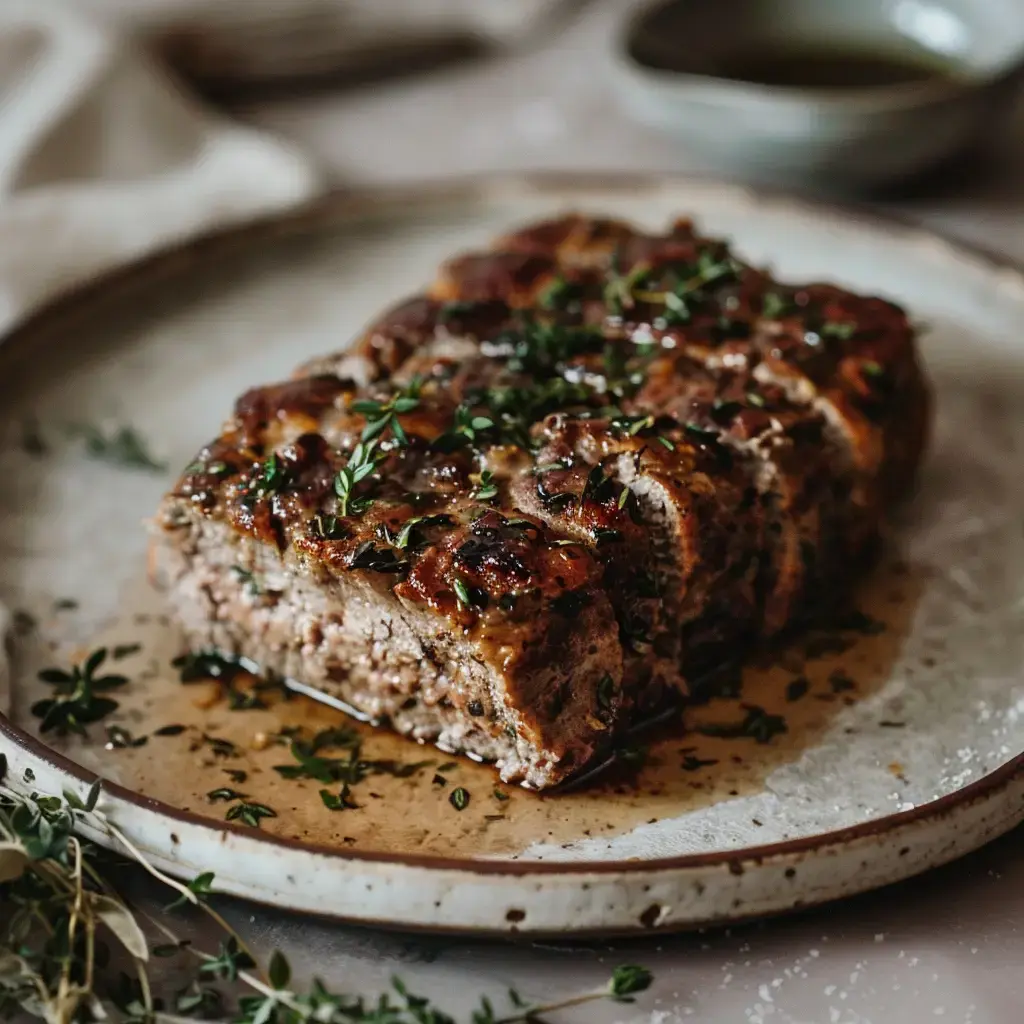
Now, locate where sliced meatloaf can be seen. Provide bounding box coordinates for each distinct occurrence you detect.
[150,213,930,789]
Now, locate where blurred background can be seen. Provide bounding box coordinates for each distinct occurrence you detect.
[62,0,1024,209]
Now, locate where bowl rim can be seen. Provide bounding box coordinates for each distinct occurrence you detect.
[615,0,1023,112]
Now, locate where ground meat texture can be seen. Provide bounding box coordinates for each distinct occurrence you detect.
[151,213,931,789]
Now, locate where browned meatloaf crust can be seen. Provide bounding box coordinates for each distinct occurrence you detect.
[149,213,931,790]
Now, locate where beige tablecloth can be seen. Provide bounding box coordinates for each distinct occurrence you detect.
[0,1,322,337]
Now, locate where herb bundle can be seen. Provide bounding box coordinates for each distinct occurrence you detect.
[0,757,653,1024]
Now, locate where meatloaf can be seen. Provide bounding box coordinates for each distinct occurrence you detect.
[150,213,930,790]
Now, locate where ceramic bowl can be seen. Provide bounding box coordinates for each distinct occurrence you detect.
[610,0,1024,192]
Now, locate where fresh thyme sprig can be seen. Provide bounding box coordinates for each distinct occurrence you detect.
[351,378,422,444]
[334,440,386,517]
[0,764,654,1024]
[31,648,129,737]
[433,404,495,452]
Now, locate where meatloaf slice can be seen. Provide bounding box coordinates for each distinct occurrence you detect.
[151,405,625,790]
[151,212,930,789]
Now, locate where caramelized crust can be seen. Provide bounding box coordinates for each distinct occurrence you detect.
[151,213,930,788]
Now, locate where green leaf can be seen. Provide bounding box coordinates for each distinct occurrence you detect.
[165,869,216,911]
[449,787,470,811]
[37,667,73,684]
[83,647,107,678]
[609,964,653,999]
[319,785,358,811]
[225,802,277,829]
[452,578,471,609]
[84,778,102,811]
[207,787,246,803]
[268,951,291,990]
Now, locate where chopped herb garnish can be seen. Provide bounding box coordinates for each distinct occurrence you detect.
[452,577,472,610]
[437,300,481,322]
[610,965,654,1000]
[348,541,408,574]
[596,672,616,711]
[251,452,288,497]
[154,723,187,737]
[380,513,451,551]
[32,648,128,737]
[223,768,248,783]
[492,319,604,377]
[760,291,795,319]
[68,422,166,472]
[538,275,582,310]
[681,753,718,772]
[224,801,277,829]
[493,786,510,802]
[821,320,857,341]
[785,677,810,702]
[207,787,246,803]
[696,704,788,744]
[200,734,238,758]
[272,726,432,796]
[319,785,359,811]
[173,649,238,683]
[683,422,720,445]
[105,725,147,750]
[610,413,655,437]
[449,787,470,811]
[111,642,141,660]
[582,463,617,504]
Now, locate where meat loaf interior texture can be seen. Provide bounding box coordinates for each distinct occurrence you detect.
[150,213,931,789]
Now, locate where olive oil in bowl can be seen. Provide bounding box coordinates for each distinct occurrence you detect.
[705,44,965,90]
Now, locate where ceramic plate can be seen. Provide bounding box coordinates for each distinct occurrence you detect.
[1,176,1023,936]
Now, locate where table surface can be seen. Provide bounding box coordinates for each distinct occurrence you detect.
[146,3,1024,1021]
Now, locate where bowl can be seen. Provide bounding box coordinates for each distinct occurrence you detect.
[609,0,1024,192]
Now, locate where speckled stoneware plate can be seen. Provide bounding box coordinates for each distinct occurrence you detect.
[1,176,1023,936]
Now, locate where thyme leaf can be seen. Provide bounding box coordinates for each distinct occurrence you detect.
[31,648,128,737]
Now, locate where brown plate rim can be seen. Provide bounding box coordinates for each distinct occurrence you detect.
[2,170,1023,878]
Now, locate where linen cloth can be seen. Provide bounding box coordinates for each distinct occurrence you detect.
[0,0,324,338]
[67,0,571,87]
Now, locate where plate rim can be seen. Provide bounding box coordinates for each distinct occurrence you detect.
[2,169,1023,880]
